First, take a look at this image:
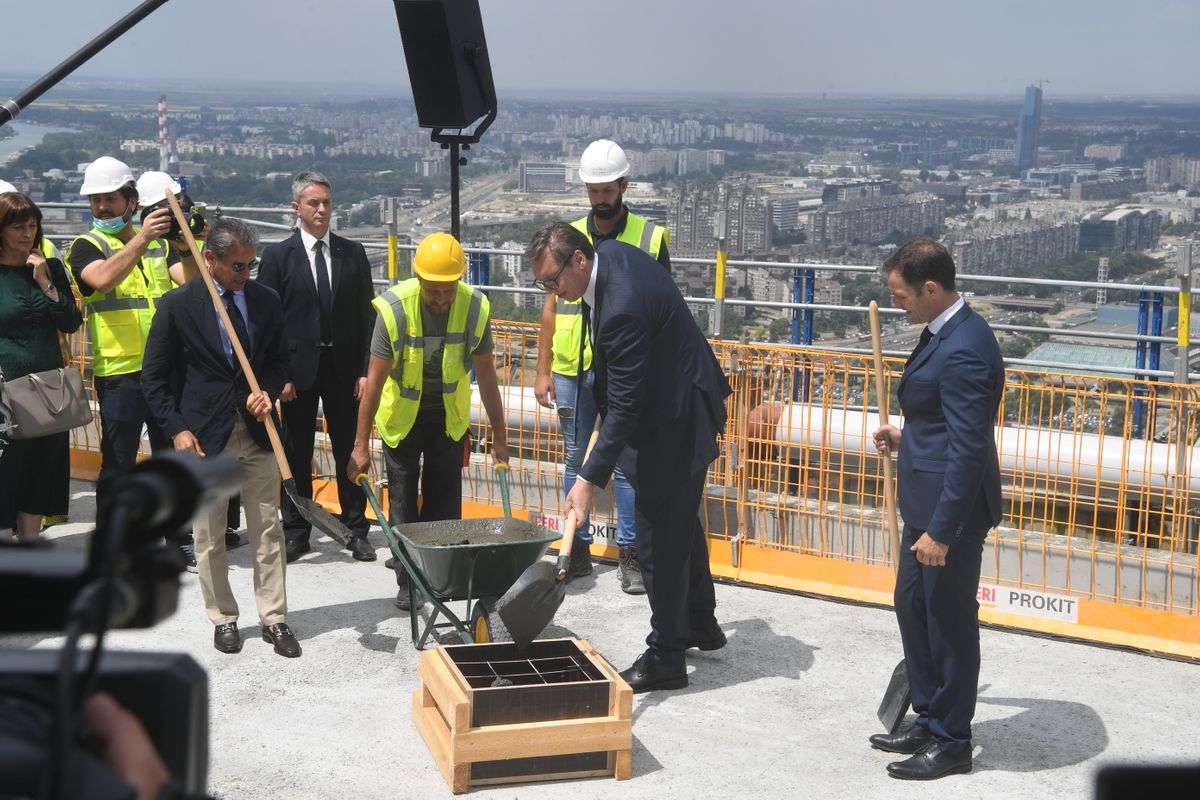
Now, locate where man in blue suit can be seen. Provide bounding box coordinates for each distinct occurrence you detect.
[142,218,300,659]
[527,222,731,693]
[870,239,1004,780]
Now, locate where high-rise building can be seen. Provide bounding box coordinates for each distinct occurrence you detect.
[1015,84,1043,171]
[809,193,944,246]
[1078,207,1161,253]
[518,161,567,192]
[670,179,771,256]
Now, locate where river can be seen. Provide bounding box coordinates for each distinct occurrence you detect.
[0,121,77,166]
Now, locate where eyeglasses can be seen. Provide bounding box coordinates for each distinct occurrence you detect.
[230,258,259,274]
[532,257,571,291]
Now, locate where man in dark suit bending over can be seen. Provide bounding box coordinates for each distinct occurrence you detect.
[258,171,376,563]
[142,217,300,658]
[870,239,1004,780]
[527,222,731,693]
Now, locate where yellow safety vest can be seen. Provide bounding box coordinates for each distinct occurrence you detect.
[550,213,669,376]
[40,239,59,261]
[372,278,489,446]
[65,227,175,377]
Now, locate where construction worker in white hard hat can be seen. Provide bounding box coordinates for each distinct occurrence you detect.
[533,139,671,594]
[1,179,62,261]
[136,170,207,284]
[347,231,510,609]
[64,156,191,552]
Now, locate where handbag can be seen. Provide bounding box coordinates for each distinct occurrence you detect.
[0,365,94,440]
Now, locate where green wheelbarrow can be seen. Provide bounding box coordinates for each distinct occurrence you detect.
[356,469,561,649]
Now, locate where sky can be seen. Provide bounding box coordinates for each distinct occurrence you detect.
[3,0,1198,99]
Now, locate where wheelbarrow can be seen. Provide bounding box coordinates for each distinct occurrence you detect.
[356,470,561,650]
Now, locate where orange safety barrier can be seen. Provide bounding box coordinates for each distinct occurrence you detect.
[68,319,1200,659]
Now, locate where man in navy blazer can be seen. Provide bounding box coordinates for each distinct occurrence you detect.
[870,239,1004,780]
[527,222,731,693]
[257,171,376,563]
[142,217,300,658]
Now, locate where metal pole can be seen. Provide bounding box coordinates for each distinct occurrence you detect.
[802,267,815,346]
[1,0,169,127]
[790,267,802,345]
[1134,291,1149,438]
[713,211,728,338]
[449,142,461,240]
[1174,243,1195,553]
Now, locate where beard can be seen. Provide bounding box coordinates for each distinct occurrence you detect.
[592,199,623,221]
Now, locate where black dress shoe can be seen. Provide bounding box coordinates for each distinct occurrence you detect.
[886,741,972,780]
[214,622,241,654]
[348,535,377,562]
[262,622,302,658]
[683,619,727,651]
[870,723,932,754]
[284,539,311,563]
[618,652,688,693]
[225,528,243,549]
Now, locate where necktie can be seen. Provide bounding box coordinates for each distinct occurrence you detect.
[223,291,252,371]
[313,240,332,343]
[574,301,591,442]
[906,326,933,367]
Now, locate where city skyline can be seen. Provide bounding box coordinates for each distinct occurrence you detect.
[3,0,1199,99]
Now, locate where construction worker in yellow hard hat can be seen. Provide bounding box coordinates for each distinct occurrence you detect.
[533,139,671,593]
[347,231,510,609]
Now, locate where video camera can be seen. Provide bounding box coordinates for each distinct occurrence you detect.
[0,452,242,799]
[141,191,206,243]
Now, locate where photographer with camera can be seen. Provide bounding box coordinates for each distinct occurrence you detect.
[64,158,185,540]
[135,172,206,286]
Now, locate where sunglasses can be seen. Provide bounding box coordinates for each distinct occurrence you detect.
[230,258,259,274]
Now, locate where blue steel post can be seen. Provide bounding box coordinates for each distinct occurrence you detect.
[801,267,815,402]
[790,267,803,345]
[1150,292,1164,373]
[1133,292,1150,438]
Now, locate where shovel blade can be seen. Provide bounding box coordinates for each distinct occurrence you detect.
[282,478,354,547]
[877,658,912,734]
[495,561,565,651]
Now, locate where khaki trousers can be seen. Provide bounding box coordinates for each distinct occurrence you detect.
[194,415,287,627]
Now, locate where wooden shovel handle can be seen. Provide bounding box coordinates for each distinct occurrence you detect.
[556,423,602,579]
[163,192,293,481]
[869,301,902,575]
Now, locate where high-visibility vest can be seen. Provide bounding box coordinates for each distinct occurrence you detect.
[65,227,175,377]
[550,213,669,376]
[372,278,489,446]
[40,238,59,261]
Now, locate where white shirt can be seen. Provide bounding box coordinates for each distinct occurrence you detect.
[297,226,332,296]
[929,295,965,335]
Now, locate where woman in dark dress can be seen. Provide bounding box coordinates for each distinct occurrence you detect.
[0,192,83,541]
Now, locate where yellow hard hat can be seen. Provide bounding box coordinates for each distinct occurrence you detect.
[413,232,465,281]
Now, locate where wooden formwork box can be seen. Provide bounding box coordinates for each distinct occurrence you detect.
[412,638,633,793]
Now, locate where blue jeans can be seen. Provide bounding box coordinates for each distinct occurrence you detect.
[554,371,635,546]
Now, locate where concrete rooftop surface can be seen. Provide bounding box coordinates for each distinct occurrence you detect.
[4,481,1198,800]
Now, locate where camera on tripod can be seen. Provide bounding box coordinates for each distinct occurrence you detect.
[0,452,242,799]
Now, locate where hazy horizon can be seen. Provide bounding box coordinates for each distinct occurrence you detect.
[3,0,1197,102]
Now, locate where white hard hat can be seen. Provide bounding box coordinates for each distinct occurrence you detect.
[79,156,136,196]
[579,139,630,184]
[136,171,182,208]
[0,179,16,194]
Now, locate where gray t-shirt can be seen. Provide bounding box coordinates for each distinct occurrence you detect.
[371,302,494,411]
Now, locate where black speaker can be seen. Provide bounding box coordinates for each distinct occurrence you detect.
[393,0,497,130]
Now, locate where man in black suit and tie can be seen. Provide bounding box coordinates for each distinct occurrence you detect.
[527,222,731,693]
[257,171,376,563]
[870,239,1004,780]
[141,217,300,658]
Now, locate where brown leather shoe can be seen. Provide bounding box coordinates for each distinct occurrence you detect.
[214,622,241,654]
[262,622,301,658]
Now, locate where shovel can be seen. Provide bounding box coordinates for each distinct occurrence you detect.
[495,508,578,651]
[869,300,912,733]
[496,423,600,650]
[164,192,353,548]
